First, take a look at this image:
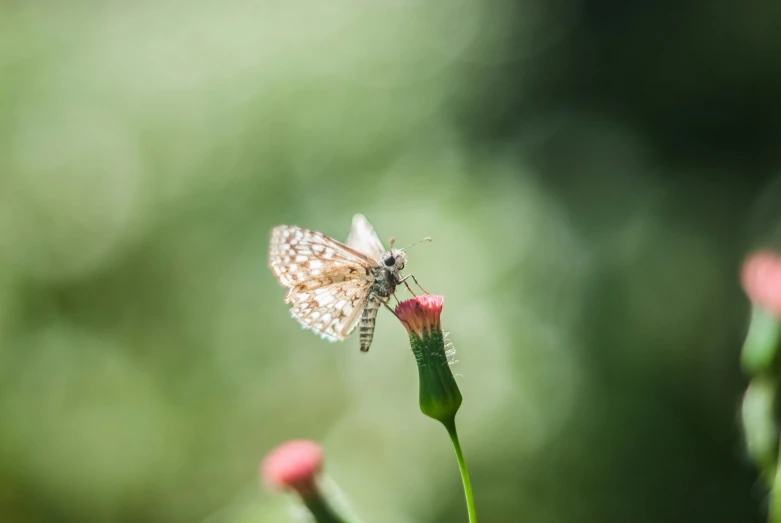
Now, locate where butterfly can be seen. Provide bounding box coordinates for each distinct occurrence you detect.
[268,214,429,352]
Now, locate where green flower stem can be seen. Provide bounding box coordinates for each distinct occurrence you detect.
[742,306,781,374]
[302,489,356,523]
[769,445,781,523]
[773,460,781,523]
[740,304,781,523]
[409,329,477,522]
[443,417,477,523]
[742,377,778,486]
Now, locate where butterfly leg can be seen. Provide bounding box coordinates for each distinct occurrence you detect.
[396,274,417,296]
[360,295,407,352]
[379,296,401,319]
[398,274,429,295]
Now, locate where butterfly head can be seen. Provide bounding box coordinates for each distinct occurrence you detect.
[382,249,406,272]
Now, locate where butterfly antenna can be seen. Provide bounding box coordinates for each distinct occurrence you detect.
[388,237,396,249]
[400,237,432,252]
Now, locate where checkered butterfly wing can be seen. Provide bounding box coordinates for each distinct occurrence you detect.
[269,224,375,341]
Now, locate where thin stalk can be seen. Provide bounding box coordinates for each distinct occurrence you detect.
[773,468,781,523]
[302,489,351,523]
[443,418,477,523]
[771,434,781,523]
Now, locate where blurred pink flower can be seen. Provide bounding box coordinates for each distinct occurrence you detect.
[741,252,781,317]
[261,439,323,497]
[395,294,444,338]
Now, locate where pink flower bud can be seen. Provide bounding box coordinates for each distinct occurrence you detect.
[395,294,444,338]
[741,252,781,317]
[394,295,461,423]
[261,439,323,497]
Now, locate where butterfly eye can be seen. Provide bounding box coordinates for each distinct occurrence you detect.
[384,256,395,267]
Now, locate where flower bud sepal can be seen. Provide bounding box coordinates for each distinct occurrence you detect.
[410,328,463,423]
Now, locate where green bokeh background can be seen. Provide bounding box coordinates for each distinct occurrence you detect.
[1,1,780,522]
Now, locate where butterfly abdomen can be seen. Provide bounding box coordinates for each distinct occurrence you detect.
[359,297,380,352]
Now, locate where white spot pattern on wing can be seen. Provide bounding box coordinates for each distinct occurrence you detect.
[269,224,375,341]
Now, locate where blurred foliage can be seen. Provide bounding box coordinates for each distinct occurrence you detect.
[1,0,781,522]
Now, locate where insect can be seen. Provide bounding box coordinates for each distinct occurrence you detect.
[268,214,430,352]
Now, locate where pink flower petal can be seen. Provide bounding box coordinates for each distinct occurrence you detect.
[261,439,323,496]
[741,252,781,317]
[395,295,444,337]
